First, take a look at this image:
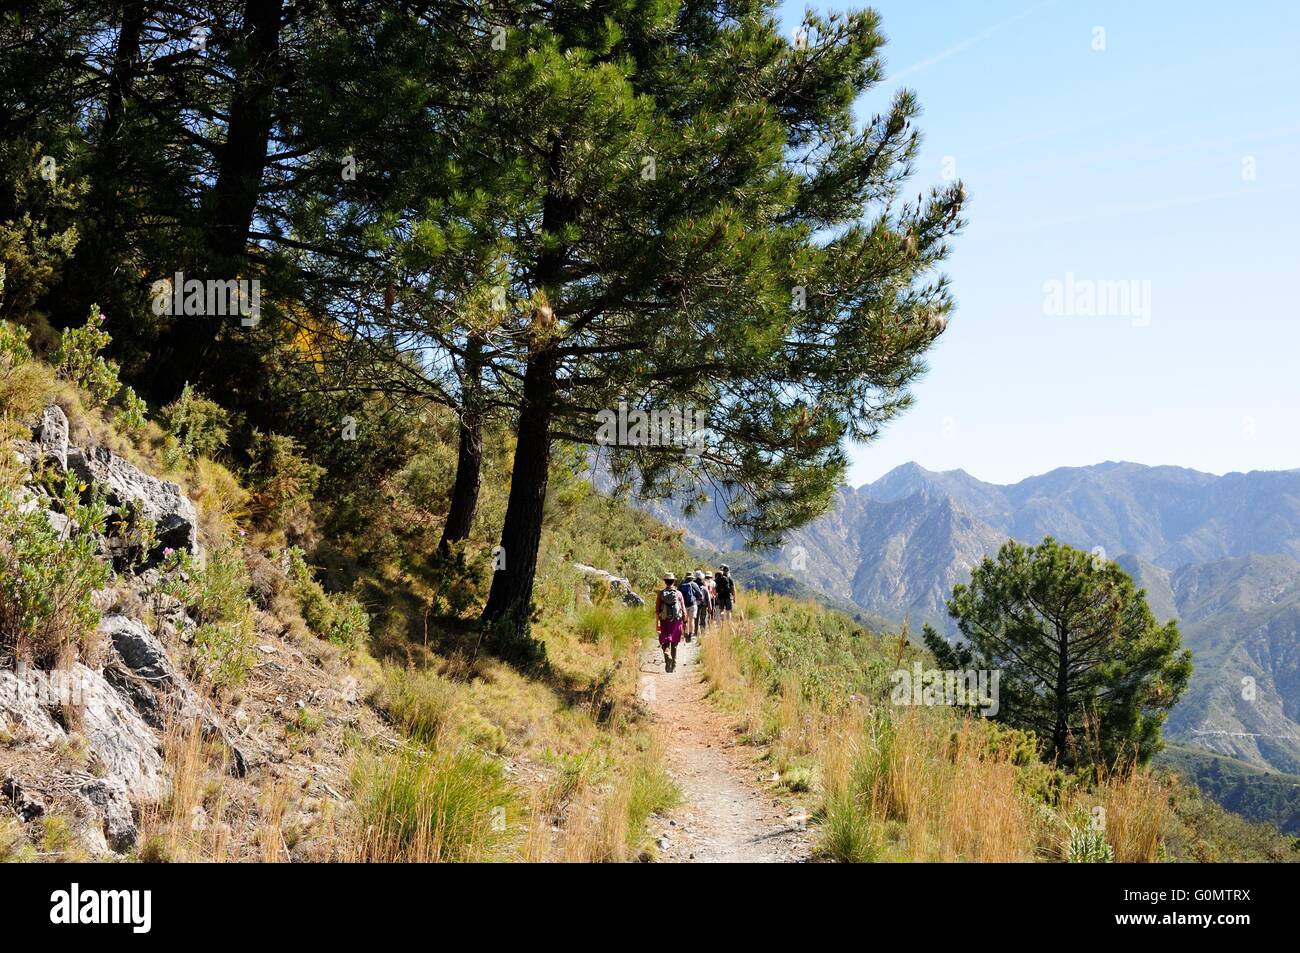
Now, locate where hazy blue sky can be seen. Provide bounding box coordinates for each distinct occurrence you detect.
[775,0,1300,486]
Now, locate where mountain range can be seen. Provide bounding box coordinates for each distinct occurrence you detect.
[626,461,1300,778]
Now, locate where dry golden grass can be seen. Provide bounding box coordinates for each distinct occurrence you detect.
[1054,763,1168,863]
[137,720,217,862]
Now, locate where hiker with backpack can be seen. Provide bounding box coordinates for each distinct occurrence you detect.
[715,564,737,622]
[655,573,687,672]
[703,571,719,626]
[678,570,703,643]
[693,570,711,639]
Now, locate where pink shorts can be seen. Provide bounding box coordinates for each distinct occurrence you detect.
[658,619,684,647]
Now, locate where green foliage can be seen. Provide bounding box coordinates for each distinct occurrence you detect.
[105,498,158,570]
[733,600,901,714]
[157,545,255,690]
[1160,772,1300,862]
[0,316,49,430]
[574,603,646,656]
[0,474,110,667]
[246,431,323,530]
[191,614,256,692]
[1066,809,1114,863]
[625,746,680,850]
[368,667,460,746]
[159,384,230,464]
[53,305,120,406]
[0,316,31,369]
[0,142,82,322]
[1157,744,1300,835]
[114,385,148,435]
[286,546,369,649]
[946,537,1193,768]
[49,306,148,429]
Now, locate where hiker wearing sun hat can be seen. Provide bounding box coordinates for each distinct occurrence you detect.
[654,573,687,672]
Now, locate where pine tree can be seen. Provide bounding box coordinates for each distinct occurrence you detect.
[464,3,966,656]
[945,537,1193,767]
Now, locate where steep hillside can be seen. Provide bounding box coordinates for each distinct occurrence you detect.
[1165,556,1300,773]
[1156,745,1300,835]
[0,320,691,862]
[636,460,1300,780]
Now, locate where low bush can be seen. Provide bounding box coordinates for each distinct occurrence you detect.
[246,431,322,531]
[159,384,230,465]
[286,547,369,649]
[156,545,255,690]
[0,475,110,667]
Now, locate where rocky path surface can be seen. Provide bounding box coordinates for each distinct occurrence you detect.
[643,631,812,863]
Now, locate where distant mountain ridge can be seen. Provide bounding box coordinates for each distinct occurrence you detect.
[619,460,1300,775]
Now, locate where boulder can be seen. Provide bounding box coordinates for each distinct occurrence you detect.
[71,445,200,555]
[74,662,167,800]
[101,614,248,776]
[79,776,137,853]
[35,404,69,471]
[0,667,65,745]
[573,563,645,607]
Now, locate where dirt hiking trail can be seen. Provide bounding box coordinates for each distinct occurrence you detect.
[643,629,813,863]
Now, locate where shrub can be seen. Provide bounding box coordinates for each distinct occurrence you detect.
[246,431,322,530]
[159,384,229,463]
[53,306,122,406]
[0,319,52,425]
[286,547,369,648]
[114,385,148,434]
[156,545,255,690]
[1066,808,1115,863]
[105,498,158,570]
[0,317,31,368]
[191,616,255,691]
[159,545,249,627]
[48,307,149,432]
[0,475,110,667]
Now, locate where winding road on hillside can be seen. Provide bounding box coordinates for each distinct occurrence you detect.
[642,632,813,863]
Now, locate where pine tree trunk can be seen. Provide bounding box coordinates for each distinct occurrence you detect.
[204,0,282,267]
[156,0,282,400]
[59,2,144,323]
[438,339,485,551]
[480,134,569,652]
[480,348,557,634]
[1053,628,1070,761]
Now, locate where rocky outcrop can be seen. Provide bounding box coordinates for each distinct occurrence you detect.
[0,409,227,854]
[73,446,200,555]
[78,776,137,852]
[71,662,167,800]
[37,404,69,471]
[102,614,247,776]
[573,563,644,607]
[30,403,201,558]
[0,661,164,852]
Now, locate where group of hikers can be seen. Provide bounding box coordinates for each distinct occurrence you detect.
[654,565,737,673]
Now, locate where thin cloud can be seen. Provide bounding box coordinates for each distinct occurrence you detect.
[891,0,1055,82]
